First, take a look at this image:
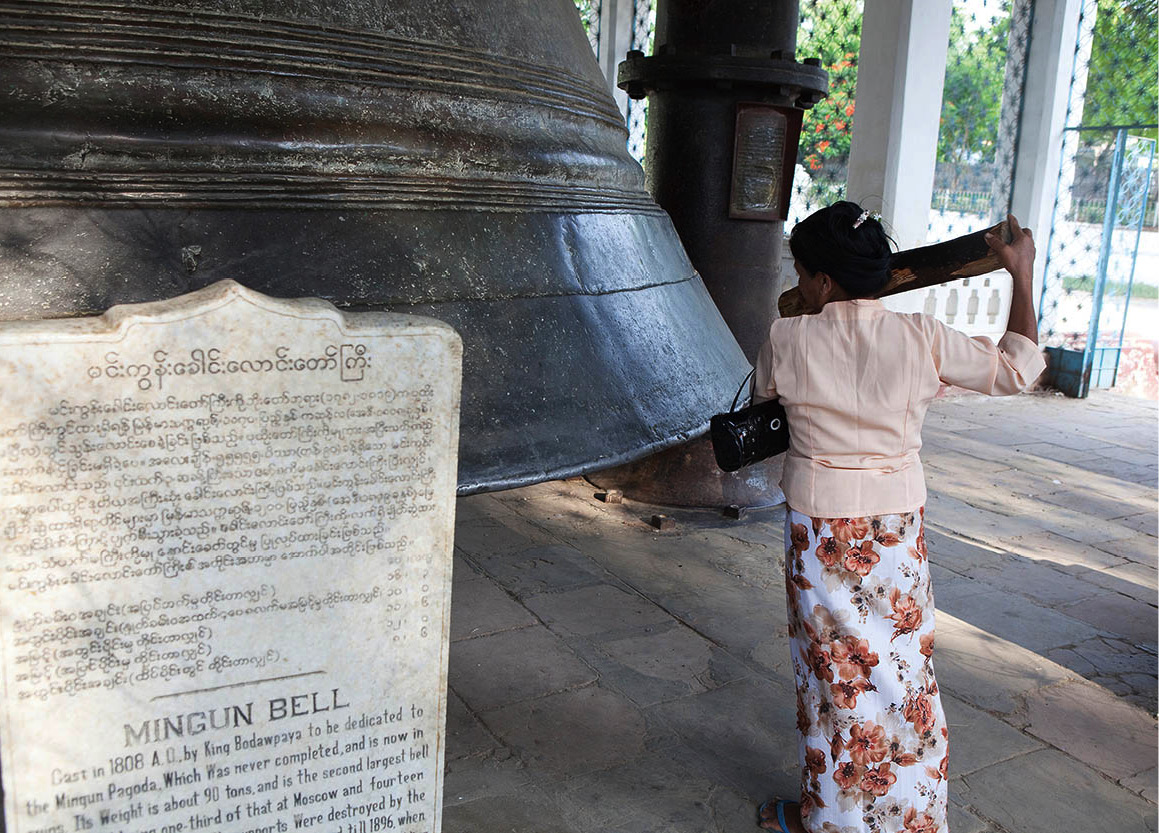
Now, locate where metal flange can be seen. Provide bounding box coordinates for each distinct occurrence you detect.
[618,51,828,107]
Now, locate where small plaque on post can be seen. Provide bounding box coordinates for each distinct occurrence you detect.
[0,280,462,833]
[729,104,790,221]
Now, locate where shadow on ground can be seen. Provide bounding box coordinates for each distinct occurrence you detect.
[442,391,1158,833]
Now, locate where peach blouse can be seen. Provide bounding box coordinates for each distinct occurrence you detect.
[753,298,1045,518]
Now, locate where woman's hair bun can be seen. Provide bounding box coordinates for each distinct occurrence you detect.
[789,200,894,298]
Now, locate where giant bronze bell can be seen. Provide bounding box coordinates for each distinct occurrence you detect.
[0,0,748,494]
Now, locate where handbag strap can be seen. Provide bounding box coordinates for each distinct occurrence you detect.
[730,369,756,413]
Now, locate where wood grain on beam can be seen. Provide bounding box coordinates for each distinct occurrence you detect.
[777,220,1011,318]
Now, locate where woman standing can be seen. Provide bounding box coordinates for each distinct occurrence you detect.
[754,202,1044,833]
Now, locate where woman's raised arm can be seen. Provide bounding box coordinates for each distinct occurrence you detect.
[985,214,1038,345]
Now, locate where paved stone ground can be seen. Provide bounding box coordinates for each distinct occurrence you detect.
[442,390,1158,833]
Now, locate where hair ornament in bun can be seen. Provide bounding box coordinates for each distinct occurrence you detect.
[852,209,882,229]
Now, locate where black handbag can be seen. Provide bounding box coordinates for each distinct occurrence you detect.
[709,370,790,472]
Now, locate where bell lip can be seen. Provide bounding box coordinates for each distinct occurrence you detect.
[456,420,711,496]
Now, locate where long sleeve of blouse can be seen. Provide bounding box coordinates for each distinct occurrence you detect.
[752,298,1046,518]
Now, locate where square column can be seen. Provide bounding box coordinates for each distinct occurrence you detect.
[1008,0,1086,303]
[598,0,636,117]
[845,0,953,250]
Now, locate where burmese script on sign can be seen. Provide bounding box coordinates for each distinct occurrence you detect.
[0,281,461,833]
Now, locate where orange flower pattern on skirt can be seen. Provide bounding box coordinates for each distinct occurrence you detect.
[785,507,947,833]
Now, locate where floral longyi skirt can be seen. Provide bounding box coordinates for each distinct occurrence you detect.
[783,507,948,833]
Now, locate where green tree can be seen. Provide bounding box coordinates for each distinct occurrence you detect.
[796,0,862,203]
[1081,0,1158,134]
[936,3,1011,185]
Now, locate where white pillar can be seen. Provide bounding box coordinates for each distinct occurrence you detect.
[1008,0,1086,304]
[845,0,953,251]
[598,0,635,118]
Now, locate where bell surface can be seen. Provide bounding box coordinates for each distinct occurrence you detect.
[0,0,748,493]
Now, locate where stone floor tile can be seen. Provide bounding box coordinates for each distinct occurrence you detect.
[942,693,1043,777]
[481,685,651,779]
[1082,560,1158,604]
[1046,432,1124,452]
[468,543,610,599]
[933,618,1079,715]
[921,411,989,432]
[1090,674,1133,695]
[1044,646,1099,677]
[655,579,789,673]
[1004,502,1142,545]
[568,533,730,605]
[925,528,1005,574]
[1115,511,1159,538]
[646,677,798,800]
[559,786,756,833]
[922,448,1016,478]
[1095,533,1159,567]
[1034,486,1150,520]
[1120,767,1159,804]
[1127,465,1158,488]
[1044,469,1157,505]
[1120,672,1159,706]
[1083,457,1159,486]
[926,476,1041,514]
[1090,425,1159,450]
[930,563,991,607]
[922,430,1029,466]
[923,491,1046,544]
[446,689,497,760]
[453,494,505,525]
[442,792,580,833]
[746,631,796,681]
[1069,636,1158,677]
[923,474,1041,520]
[961,749,1157,833]
[442,756,533,808]
[573,533,790,671]
[1089,443,1159,465]
[449,626,597,712]
[708,786,775,832]
[1125,690,1158,711]
[453,551,485,584]
[584,623,751,707]
[999,530,1128,573]
[454,516,542,559]
[1009,441,1104,465]
[702,531,783,593]
[523,584,672,637]
[553,738,756,832]
[932,585,1101,653]
[946,797,991,833]
[1058,592,1159,647]
[1024,680,1157,780]
[951,427,1064,449]
[957,554,1106,607]
[450,578,538,642]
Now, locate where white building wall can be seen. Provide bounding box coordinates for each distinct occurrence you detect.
[840,0,1086,339]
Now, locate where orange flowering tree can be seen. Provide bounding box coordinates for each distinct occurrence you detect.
[796,0,862,206]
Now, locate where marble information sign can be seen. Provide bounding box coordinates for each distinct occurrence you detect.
[0,281,462,833]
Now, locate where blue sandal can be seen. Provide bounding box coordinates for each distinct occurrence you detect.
[757,799,795,832]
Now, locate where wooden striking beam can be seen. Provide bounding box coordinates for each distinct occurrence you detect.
[777,220,1012,318]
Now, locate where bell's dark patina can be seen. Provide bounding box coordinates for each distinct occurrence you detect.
[0,0,750,493]
[593,0,827,508]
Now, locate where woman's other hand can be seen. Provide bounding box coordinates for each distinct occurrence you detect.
[987,214,1038,344]
[985,214,1035,286]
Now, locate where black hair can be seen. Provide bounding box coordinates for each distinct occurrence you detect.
[788,200,894,298]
